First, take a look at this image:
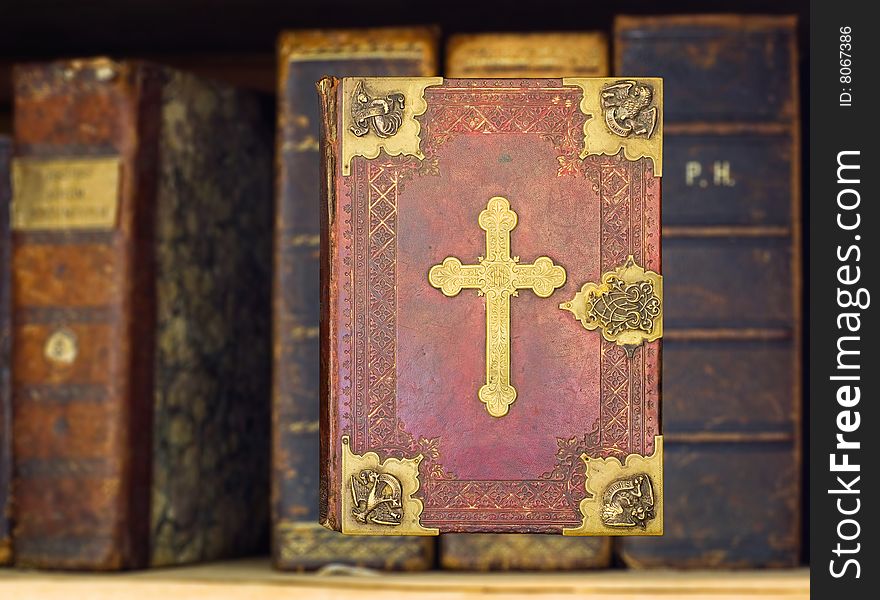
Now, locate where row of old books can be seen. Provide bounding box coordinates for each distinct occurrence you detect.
[0,15,801,571]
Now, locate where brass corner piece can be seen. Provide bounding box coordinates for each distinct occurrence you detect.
[559,255,662,351]
[562,77,663,175]
[564,436,664,536]
[340,436,438,536]
[341,77,443,176]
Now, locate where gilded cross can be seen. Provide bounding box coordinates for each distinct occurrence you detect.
[428,196,566,417]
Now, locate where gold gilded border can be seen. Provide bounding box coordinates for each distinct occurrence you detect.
[564,436,663,536]
[341,77,443,176]
[341,436,438,536]
[563,77,663,175]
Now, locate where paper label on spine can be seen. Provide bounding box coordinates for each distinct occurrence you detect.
[11,157,121,230]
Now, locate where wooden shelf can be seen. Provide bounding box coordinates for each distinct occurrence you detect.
[0,558,808,599]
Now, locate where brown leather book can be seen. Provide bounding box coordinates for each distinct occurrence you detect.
[614,15,802,568]
[11,59,273,570]
[441,33,611,570]
[273,28,438,571]
[319,76,663,536]
[445,33,607,78]
[0,136,11,565]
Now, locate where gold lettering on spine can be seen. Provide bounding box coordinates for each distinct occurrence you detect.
[685,160,735,188]
[11,157,121,230]
[428,196,566,418]
[340,436,438,536]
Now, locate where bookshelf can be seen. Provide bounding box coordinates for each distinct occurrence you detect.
[0,559,809,599]
[0,0,811,583]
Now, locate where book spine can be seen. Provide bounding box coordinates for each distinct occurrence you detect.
[440,35,612,570]
[317,75,340,537]
[445,32,608,78]
[11,60,161,570]
[614,15,801,568]
[274,29,438,570]
[147,70,274,567]
[440,535,610,571]
[0,137,11,565]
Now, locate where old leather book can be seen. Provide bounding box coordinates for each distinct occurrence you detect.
[319,76,663,536]
[441,32,611,570]
[615,15,801,567]
[0,136,11,565]
[445,33,607,78]
[274,28,438,571]
[11,59,273,570]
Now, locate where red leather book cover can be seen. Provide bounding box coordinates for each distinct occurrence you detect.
[319,77,663,536]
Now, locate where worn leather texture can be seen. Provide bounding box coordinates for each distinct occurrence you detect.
[445,33,607,78]
[273,29,438,570]
[440,35,612,569]
[321,78,662,534]
[13,60,162,570]
[0,136,11,565]
[615,15,801,567]
[625,442,799,569]
[12,60,273,570]
[616,16,797,124]
[150,68,273,567]
[440,534,611,571]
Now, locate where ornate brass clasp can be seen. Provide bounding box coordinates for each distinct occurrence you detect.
[559,255,662,354]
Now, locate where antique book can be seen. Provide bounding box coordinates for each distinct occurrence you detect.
[615,15,801,567]
[0,136,11,565]
[319,76,663,536]
[440,534,612,571]
[442,34,611,569]
[274,28,438,570]
[11,59,273,570]
[445,33,607,78]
